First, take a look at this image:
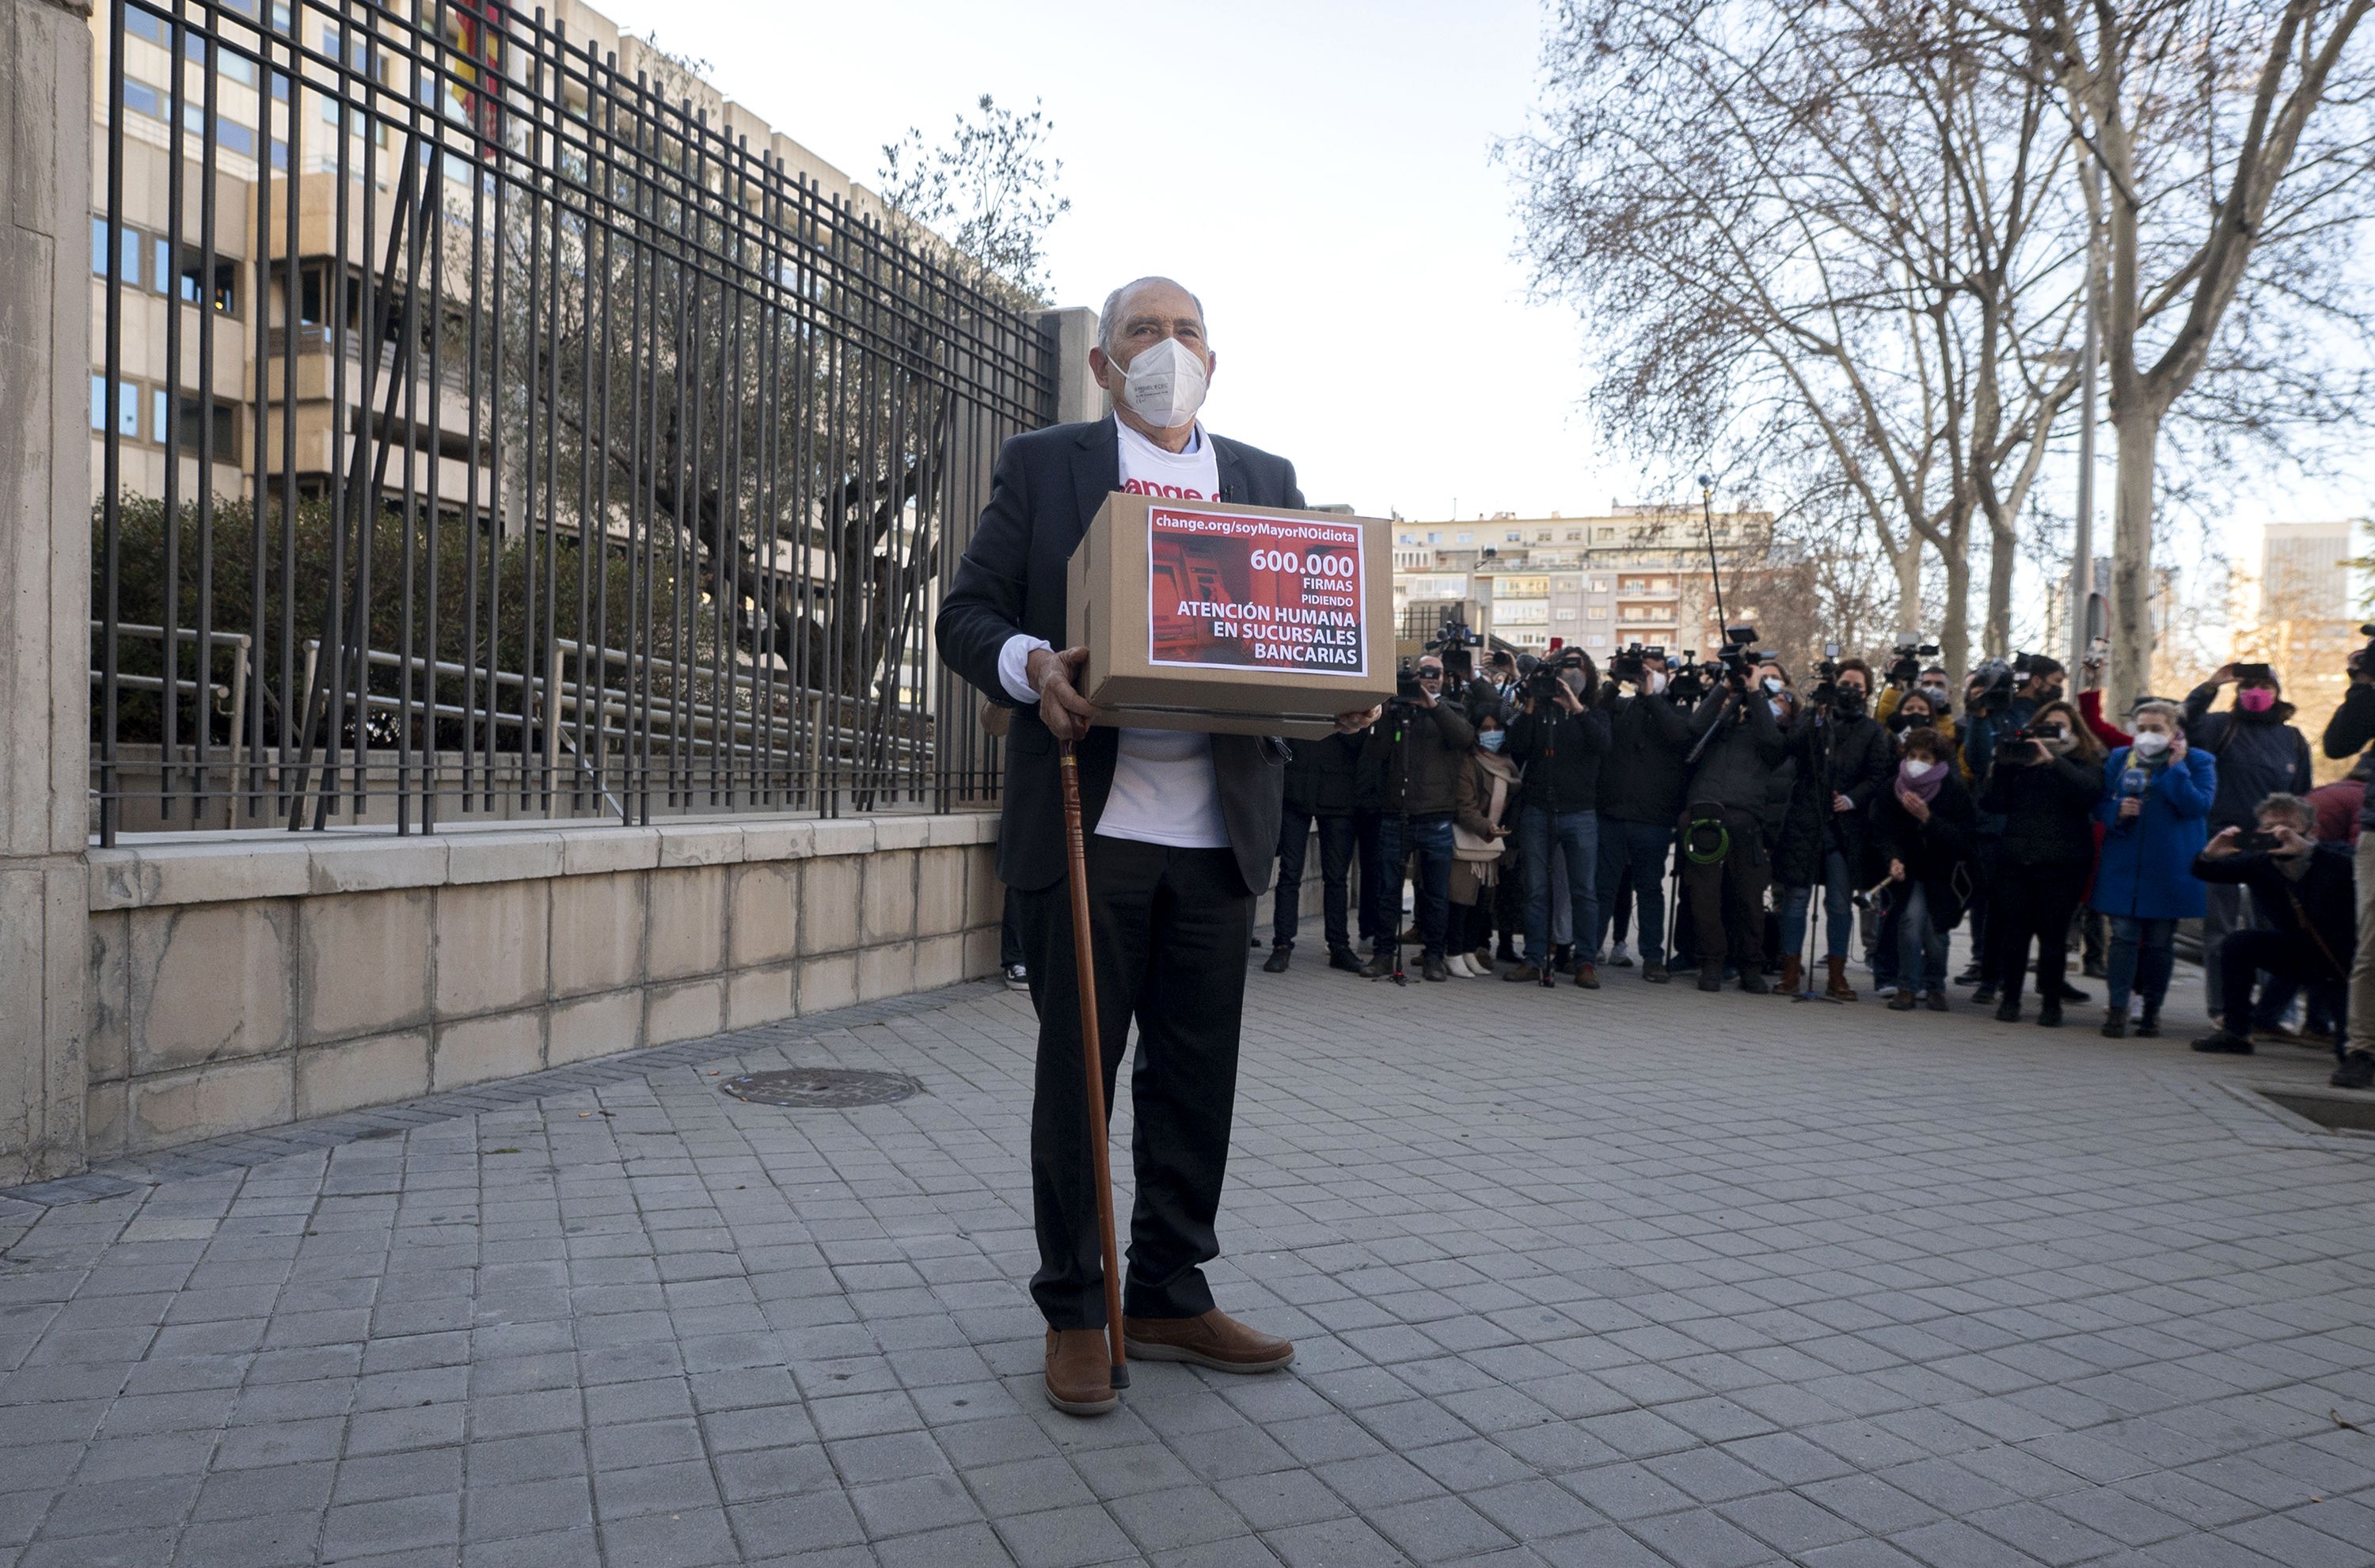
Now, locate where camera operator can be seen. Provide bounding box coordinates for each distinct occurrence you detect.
[1678,647,1788,993]
[1776,658,1894,1000]
[1358,655,1476,981]
[1590,647,1696,984]
[1504,651,1610,986]
[1264,727,1366,974]
[2182,663,2312,1026]
[2186,793,2354,1057]
[1957,655,2067,1004]
[1978,701,2104,1027]
[1873,727,1978,1012]
[2090,701,2215,1038]
[2317,638,2375,1088]
[1483,647,1522,711]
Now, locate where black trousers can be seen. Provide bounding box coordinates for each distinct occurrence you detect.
[1679,806,1768,973]
[1989,860,2090,1004]
[2220,928,2346,1044]
[1271,806,1355,951]
[1015,836,1252,1330]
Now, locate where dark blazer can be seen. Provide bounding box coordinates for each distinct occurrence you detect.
[936,417,1305,894]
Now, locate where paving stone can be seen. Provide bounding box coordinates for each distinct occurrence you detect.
[6,966,2374,1566]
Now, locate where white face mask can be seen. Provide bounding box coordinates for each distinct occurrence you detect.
[1646,671,1667,695]
[1761,676,1784,697]
[1108,336,1208,431]
[2131,730,2171,757]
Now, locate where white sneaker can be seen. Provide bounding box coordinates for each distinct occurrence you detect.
[1004,963,1029,993]
[1445,955,1475,978]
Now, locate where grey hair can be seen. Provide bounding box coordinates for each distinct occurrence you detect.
[2131,700,2183,730]
[2256,792,2316,828]
[1097,277,1206,355]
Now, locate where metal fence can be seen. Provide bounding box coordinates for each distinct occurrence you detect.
[90,0,1054,843]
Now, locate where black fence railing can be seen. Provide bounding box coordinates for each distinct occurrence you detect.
[91,0,1054,842]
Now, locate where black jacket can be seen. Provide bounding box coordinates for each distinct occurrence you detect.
[1775,710,1894,885]
[1283,731,1362,818]
[1684,689,1788,815]
[2322,682,2375,834]
[1870,772,1979,928]
[1361,698,1478,817]
[2191,842,2357,971]
[1978,749,2102,868]
[1507,702,1609,814]
[2183,682,2312,830]
[935,418,1301,894]
[1598,690,1697,825]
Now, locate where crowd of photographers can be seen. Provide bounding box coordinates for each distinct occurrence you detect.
[1244,625,2375,1091]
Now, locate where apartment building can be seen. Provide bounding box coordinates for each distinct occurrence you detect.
[1394,504,1774,657]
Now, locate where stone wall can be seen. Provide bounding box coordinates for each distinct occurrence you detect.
[82,814,1007,1156]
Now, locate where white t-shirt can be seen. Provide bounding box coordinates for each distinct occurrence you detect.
[997,416,1230,849]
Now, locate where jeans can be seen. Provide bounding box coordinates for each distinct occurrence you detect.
[2106,916,2178,1012]
[2219,928,2346,1049]
[2353,836,2375,1058]
[1271,807,1356,951]
[1520,806,1598,966]
[1374,813,1455,960]
[1351,809,1386,945]
[1779,847,1856,959]
[1894,881,1950,993]
[2202,880,2252,1016]
[1594,816,1674,966]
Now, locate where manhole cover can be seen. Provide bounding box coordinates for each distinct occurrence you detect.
[717,1069,922,1109]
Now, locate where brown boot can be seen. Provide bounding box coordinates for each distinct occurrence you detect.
[1123,1310,1295,1373]
[1778,955,1803,996]
[1043,1329,1119,1417]
[1825,955,1857,1001]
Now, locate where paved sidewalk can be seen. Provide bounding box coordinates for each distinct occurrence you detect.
[3,950,2372,1568]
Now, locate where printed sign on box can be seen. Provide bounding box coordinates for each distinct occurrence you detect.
[1145,507,1368,677]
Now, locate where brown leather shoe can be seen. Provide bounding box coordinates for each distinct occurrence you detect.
[1043,1328,1119,1416]
[1122,1310,1295,1373]
[1825,955,1858,1001]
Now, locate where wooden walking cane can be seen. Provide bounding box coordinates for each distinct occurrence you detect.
[1057,738,1130,1390]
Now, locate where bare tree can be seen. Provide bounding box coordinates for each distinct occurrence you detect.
[1507,0,2091,680]
[1954,0,2375,712]
[880,94,1072,307]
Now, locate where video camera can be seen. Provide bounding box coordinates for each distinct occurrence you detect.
[1526,647,1586,706]
[1808,641,1843,708]
[1968,655,2019,716]
[1886,636,1940,688]
[1712,625,1760,688]
[1609,641,1665,683]
[1426,617,1481,655]
[1667,649,1706,703]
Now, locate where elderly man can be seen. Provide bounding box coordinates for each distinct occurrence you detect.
[937,277,1371,1417]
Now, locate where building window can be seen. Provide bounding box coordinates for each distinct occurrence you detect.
[177,395,238,456]
[1426,531,1440,545]
[1556,608,1577,621]
[1455,532,1472,545]
[1566,529,1582,541]
[1587,607,1609,620]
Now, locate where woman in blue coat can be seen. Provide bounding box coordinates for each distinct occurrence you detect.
[2089,700,2217,1038]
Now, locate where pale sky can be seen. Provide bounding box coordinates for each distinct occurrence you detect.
[594,0,2362,595]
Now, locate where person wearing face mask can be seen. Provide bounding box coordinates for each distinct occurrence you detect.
[1360,655,1478,981]
[1590,651,1697,983]
[1775,659,1895,1000]
[1505,654,1610,985]
[1978,701,2107,1026]
[2186,793,2356,1060]
[1678,658,1789,993]
[1448,705,1521,976]
[2089,701,2217,1038]
[1872,727,1978,1010]
[2181,663,2312,1026]
[938,277,1373,1416]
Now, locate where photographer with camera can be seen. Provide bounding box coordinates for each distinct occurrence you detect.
[1955,654,2069,1004]
[2090,701,2215,1038]
[1678,635,1788,993]
[2316,633,2375,1087]
[2182,663,2313,1027]
[2186,793,2355,1057]
[1776,656,1894,1000]
[1978,701,2105,1027]
[1873,727,1979,1011]
[1264,727,1366,975]
[1590,645,1697,985]
[1358,654,1477,981]
[1504,651,1611,986]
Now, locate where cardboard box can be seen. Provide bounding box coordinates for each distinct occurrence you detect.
[1065,492,1395,738]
